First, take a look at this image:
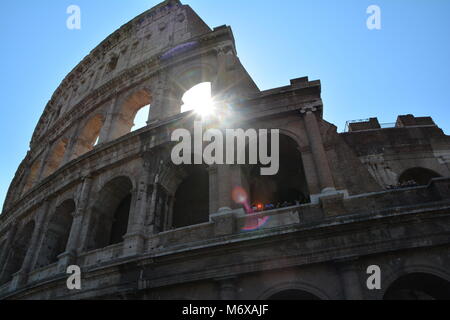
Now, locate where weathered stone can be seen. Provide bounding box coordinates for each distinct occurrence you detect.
[0,0,449,300]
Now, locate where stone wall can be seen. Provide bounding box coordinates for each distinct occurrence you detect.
[1,0,449,300]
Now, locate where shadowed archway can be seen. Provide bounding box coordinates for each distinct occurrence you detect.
[398,167,441,186]
[0,221,35,285]
[87,176,133,250]
[172,164,210,229]
[36,200,75,268]
[268,289,321,300]
[384,273,450,300]
[245,134,310,209]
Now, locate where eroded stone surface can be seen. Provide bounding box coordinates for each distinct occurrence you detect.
[0,0,449,300]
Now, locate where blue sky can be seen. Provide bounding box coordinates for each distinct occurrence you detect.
[1,0,449,209]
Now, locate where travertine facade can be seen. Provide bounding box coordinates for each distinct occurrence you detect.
[1,0,449,300]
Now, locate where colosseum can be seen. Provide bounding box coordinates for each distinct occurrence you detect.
[1,0,449,300]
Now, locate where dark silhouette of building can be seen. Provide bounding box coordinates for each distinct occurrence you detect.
[0,0,449,300]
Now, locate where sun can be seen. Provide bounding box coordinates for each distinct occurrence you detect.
[181,82,214,117]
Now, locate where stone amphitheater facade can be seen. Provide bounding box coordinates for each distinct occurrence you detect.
[1,0,450,300]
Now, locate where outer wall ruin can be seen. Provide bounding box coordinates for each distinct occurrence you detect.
[1,0,449,300]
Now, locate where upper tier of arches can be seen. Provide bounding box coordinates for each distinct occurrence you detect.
[6,27,259,208]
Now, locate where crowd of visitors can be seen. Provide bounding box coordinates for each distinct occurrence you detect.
[250,199,306,213]
[386,180,419,190]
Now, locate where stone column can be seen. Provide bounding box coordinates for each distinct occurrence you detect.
[0,224,17,278]
[58,177,93,270]
[146,169,161,233]
[302,109,335,192]
[217,277,238,300]
[61,139,76,165]
[12,199,50,288]
[61,120,84,165]
[335,258,364,300]
[165,196,175,230]
[98,95,119,144]
[212,45,239,100]
[149,73,168,122]
[35,146,53,181]
[124,169,150,255]
[217,165,234,212]
[208,165,219,214]
[298,147,321,195]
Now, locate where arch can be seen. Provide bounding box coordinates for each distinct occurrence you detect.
[111,89,152,139]
[383,272,450,300]
[277,128,307,151]
[398,167,441,186]
[180,82,213,116]
[244,134,310,210]
[131,104,151,132]
[172,164,210,229]
[22,160,42,195]
[71,114,105,160]
[173,65,216,97]
[169,65,217,115]
[36,199,75,268]
[258,282,329,300]
[87,176,133,250]
[42,138,69,178]
[0,221,35,285]
[268,289,321,300]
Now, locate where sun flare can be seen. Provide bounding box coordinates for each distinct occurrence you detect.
[181,82,214,117]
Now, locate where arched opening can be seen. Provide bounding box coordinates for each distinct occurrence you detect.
[109,193,132,245]
[71,114,105,160]
[398,167,441,186]
[169,66,215,117]
[268,289,321,300]
[0,221,35,285]
[87,177,133,250]
[112,89,152,139]
[180,82,214,117]
[384,273,450,300]
[245,134,310,211]
[22,160,42,195]
[172,165,210,229]
[42,138,69,178]
[131,104,151,132]
[36,200,75,268]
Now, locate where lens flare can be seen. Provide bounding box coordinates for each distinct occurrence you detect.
[231,186,270,231]
[242,216,270,232]
[181,82,215,118]
[232,186,248,204]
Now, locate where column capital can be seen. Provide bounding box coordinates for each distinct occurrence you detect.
[81,174,94,182]
[71,207,85,218]
[334,257,361,272]
[207,164,219,173]
[300,106,318,115]
[215,276,238,300]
